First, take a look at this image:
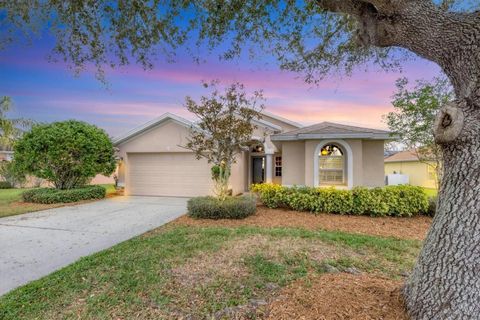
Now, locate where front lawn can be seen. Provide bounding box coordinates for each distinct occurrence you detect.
[0,188,63,218]
[0,209,428,319]
[422,187,438,198]
[0,184,118,218]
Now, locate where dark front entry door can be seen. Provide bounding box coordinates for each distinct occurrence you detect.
[252,157,265,184]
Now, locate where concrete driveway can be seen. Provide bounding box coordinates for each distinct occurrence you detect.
[0,196,187,296]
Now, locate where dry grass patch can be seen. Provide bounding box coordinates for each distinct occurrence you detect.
[267,273,408,320]
[171,235,350,287]
[161,234,354,318]
[173,205,432,240]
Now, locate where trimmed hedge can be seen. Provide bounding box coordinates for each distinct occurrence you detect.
[22,185,106,204]
[0,181,13,189]
[251,184,429,217]
[187,195,257,219]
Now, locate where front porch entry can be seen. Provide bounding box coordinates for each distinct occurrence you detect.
[248,142,275,186]
[252,156,265,184]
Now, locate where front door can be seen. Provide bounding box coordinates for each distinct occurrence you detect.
[252,157,265,184]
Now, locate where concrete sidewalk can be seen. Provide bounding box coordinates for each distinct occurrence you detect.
[0,196,187,295]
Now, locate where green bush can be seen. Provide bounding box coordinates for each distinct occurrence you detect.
[187,195,257,219]
[351,187,388,216]
[251,183,284,208]
[251,183,429,217]
[0,181,13,189]
[22,185,106,204]
[14,120,116,190]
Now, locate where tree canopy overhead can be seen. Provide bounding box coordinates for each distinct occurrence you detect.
[3,1,480,318]
[1,1,477,83]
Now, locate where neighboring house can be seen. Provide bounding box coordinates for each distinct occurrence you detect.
[0,146,13,162]
[114,111,391,197]
[384,150,437,189]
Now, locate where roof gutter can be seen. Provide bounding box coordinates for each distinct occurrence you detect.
[271,133,397,141]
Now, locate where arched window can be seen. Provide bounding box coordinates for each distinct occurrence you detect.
[319,144,345,185]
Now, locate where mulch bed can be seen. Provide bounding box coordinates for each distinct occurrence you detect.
[172,206,432,241]
[267,273,408,320]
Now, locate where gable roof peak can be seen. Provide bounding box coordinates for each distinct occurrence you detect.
[271,120,392,141]
[113,112,195,145]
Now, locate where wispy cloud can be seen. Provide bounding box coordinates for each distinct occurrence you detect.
[0,40,443,135]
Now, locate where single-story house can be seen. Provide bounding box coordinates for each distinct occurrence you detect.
[114,111,391,197]
[385,150,438,189]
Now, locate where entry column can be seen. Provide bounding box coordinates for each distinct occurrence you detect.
[265,153,273,183]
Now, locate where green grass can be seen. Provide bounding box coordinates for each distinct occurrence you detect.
[0,188,50,218]
[0,225,421,319]
[422,187,438,198]
[0,184,117,218]
[102,184,117,196]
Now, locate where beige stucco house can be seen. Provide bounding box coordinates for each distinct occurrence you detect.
[114,111,391,197]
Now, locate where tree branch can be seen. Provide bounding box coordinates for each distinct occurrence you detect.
[314,0,371,16]
[316,0,480,99]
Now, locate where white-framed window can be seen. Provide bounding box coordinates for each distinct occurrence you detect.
[319,144,344,185]
[275,156,282,177]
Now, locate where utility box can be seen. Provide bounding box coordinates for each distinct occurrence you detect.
[386,174,409,186]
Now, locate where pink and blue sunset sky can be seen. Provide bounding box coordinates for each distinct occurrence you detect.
[1,37,442,137]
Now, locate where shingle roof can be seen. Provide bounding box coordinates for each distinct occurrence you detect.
[271,122,392,141]
[384,150,420,162]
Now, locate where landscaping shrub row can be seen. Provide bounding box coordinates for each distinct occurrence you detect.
[251,184,429,217]
[22,185,107,204]
[0,181,13,189]
[187,195,257,219]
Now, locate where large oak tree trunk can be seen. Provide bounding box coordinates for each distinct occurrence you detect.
[404,103,480,318]
[315,0,480,318]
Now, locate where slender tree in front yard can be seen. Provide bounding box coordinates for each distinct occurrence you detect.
[184,82,264,200]
[384,77,454,188]
[0,96,32,148]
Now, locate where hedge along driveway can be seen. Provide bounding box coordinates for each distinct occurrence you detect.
[0,184,118,219]
[0,196,187,295]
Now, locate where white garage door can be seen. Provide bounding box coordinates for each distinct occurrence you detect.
[127,153,214,197]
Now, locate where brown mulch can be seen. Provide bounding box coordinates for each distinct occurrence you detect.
[267,273,408,320]
[172,206,432,241]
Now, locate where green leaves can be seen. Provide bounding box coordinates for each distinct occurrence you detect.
[252,183,429,217]
[385,77,453,150]
[22,185,107,204]
[185,81,264,198]
[384,77,453,187]
[187,195,257,219]
[0,1,408,83]
[0,96,32,148]
[13,120,116,189]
